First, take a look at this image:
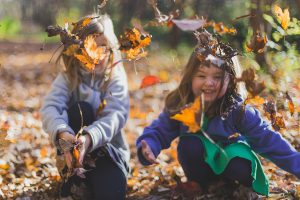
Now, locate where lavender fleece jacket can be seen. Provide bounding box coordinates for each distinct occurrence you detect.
[40,65,130,163]
[136,100,300,178]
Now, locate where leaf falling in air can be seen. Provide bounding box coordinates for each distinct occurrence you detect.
[206,21,237,35]
[237,68,266,97]
[119,28,151,60]
[263,100,286,131]
[286,92,295,116]
[171,96,203,133]
[172,18,206,31]
[147,0,180,27]
[72,16,100,32]
[75,35,108,71]
[244,95,265,107]
[245,31,268,54]
[273,4,290,30]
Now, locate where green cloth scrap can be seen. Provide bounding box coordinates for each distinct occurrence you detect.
[180,116,269,195]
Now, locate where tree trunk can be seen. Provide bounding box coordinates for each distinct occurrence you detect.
[249,0,274,77]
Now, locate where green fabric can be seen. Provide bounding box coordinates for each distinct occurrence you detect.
[180,116,269,196]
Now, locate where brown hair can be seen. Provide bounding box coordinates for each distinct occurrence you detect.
[165,49,245,119]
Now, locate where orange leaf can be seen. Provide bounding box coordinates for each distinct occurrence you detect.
[273,115,286,130]
[286,92,294,116]
[171,96,202,133]
[246,31,268,54]
[97,99,107,115]
[140,75,161,89]
[63,44,80,56]
[206,21,237,35]
[273,5,290,30]
[119,28,151,60]
[73,147,80,166]
[75,35,107,71]
[244,96,265,106]
[75,49,95,71]
[82,18,92,27]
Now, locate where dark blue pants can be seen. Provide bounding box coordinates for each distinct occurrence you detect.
[177,136,253,189]
[60,101,127,200]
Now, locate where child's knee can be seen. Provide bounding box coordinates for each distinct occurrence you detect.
[223,157,253,187]
[177,136,205,163]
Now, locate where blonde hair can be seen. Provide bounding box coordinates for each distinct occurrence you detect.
[57,14,122,90]
[165,50,247,118]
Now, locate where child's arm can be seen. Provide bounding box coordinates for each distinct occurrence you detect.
[236,105,300,178]
[136,111,180,165]
[82,65,130,152]
[40,73,74,147]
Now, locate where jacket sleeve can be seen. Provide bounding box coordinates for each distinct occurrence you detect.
[83,65,130,152]
[236,105,300,178]
[40,73,74,147]
[136,111,180,165]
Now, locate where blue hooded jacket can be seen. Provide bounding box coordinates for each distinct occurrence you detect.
[136,99,300,178]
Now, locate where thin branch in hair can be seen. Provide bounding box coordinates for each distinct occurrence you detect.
[49,44,64,64]
[77,103,84,131]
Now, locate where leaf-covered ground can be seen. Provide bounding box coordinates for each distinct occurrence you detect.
[0,42,300,200]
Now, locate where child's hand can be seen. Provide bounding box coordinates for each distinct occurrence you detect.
[141,140,159,164]
[58,131,76,170]
[76,134,92,166]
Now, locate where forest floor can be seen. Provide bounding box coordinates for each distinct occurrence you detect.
[0,42,300,200]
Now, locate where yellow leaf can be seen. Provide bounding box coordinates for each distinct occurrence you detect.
[273,4,290,30]
[84,35,106,61]
[75,49,95,71]
[63,44,80,56]
[82,18,92,27]
[171,96,202,133]
[139,36,151,47]
[75,35,108,71]
[97,99,107,115]
[244,96,265,106]
[119,28,151,60]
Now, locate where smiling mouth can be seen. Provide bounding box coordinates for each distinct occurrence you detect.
[202,90,215,94]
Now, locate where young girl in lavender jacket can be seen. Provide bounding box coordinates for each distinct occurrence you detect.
[136,31,300,196]
[41,14,129,199]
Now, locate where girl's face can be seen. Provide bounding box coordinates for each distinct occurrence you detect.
[192,64,229,105]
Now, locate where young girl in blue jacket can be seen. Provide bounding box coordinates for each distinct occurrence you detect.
[136,31,300,196]
[41,14,129,200]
